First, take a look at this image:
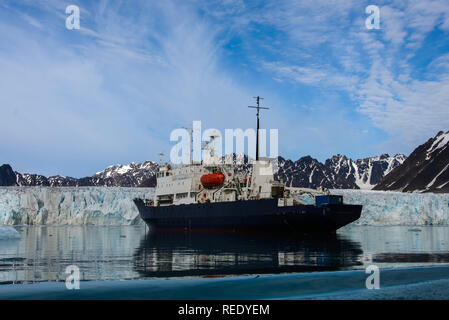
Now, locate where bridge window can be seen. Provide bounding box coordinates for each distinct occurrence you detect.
[176,193,188,199]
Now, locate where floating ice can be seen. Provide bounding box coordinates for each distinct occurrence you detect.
[0,226,21,239]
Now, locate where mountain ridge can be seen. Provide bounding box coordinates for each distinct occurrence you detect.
[374,130,449,193]
[0,153,405,190]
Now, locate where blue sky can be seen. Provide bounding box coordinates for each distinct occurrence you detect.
[1,0,449,177]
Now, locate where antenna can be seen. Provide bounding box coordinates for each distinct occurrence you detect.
[248,96,269,161]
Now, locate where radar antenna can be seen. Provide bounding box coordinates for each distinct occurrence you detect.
[248,96,269,161]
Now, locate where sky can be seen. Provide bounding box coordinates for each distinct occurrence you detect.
[0,0,449,177]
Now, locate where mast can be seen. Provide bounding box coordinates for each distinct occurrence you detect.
[158,152,164,166]
[248,96,269,161]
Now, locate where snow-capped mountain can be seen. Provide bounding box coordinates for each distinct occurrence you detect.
[325,154,407,190]
[374,131,449,193]
[16,173,78,187]
[275,156,339,189]
[274,154,405,189]
[90,161,158,187]
[1,153,404,189]
[0,161,158,187]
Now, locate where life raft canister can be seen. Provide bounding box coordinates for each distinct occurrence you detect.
[200,171,225,189]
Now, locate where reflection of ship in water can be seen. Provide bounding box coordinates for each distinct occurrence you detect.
[133,231,363,278]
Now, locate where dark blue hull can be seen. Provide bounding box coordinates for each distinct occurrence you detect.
[133,198,362,233]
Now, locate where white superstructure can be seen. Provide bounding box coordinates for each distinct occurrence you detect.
[152,135,277,206]
[151,97,329,207]
[152,136,328,207]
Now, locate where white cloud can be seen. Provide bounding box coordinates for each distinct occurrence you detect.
[380,5,407,45]
[262,61,358,92]
[248,0,449,154]
[0,0,256,176]
[1,0,449,175]
[354,54,449,153]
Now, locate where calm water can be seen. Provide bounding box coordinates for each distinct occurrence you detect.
[1,225,449,284]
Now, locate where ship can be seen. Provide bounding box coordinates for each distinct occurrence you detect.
[134,97,362,233]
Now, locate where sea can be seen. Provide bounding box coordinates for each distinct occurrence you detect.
[1,225,449,299]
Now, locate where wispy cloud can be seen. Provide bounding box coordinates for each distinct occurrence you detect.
[0,0,448,176]
[0,0,256,176]
[233,0,449,154]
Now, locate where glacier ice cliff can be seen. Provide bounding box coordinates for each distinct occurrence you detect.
[0,187,154,226]
[331,190,449,226]
[0,187,448,226]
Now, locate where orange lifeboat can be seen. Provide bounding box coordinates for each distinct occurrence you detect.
[201,171,225,189]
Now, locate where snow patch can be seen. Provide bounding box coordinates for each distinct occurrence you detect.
[117,165,132,175]
[426,163,449,189]
[426,132,449,160]
[438,181,449,189]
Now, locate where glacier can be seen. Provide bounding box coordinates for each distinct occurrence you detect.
[0,187,448,226]
[0,187,154,226]
[331,189,449,226]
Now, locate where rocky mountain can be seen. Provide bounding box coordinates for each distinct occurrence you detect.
[275,153,405,189]
[275,156,338,189]
[0,164,16,186]
[326,153,407,189]
[89,161,159,187]
[1,161,158,187]
[15,173,78,187]
[374,131,449,193]
[1,153,404,189]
